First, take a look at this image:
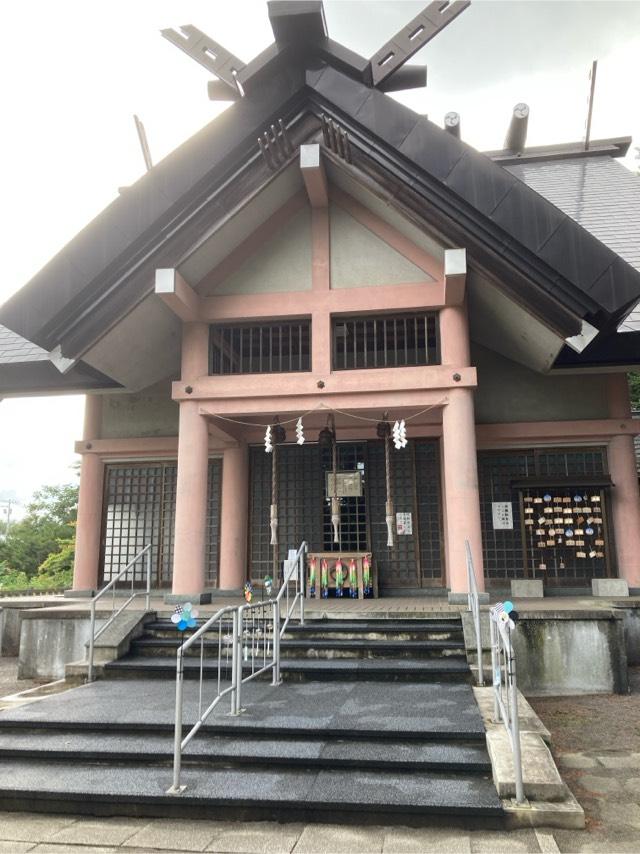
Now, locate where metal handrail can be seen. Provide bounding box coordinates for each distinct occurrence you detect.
[169,604,238,793]
[277,540,306,638]
[465,539,484,687]
[87,543,152,682]
[490,607,525,804]
[169,540,307,794]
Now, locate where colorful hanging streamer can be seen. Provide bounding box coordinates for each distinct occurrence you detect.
[309,557,317,597]
[321,558,329,598]
[363,554,372,597]
[349,558,358,598]
[335,557,344,597]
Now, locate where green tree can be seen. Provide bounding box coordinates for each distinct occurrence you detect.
[0,484,78,579]
[629,373,640,411]
[32,533,75,590]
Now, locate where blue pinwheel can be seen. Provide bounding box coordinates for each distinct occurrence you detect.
[170,602,199,632]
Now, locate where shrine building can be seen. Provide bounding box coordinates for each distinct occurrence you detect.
[2,1,640,602]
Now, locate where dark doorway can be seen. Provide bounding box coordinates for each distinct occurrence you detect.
[248,440,443,590]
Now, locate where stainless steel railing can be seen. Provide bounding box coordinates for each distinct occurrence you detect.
[465,539,484,687]
[87,543,152,682]
[168,604,238,793]
[489,605,525,804]
[168,540,307,794]
[278,540,306,638]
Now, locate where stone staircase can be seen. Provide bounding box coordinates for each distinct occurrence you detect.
[103,616,471,681]
[0,614,504,825]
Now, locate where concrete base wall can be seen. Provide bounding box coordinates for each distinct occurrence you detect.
[512,614,628,695]
[18,616,100,680]
[0,600,64,657]
[614,604,640,665]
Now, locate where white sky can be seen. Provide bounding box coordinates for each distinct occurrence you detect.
[1,0,639,515]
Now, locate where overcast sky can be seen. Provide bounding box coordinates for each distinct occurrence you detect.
[1,0,639,515]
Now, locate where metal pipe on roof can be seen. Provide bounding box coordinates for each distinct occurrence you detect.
[504,103,529,153]
[444,112,461,139]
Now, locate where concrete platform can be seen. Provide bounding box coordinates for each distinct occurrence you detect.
[0,679,487,739]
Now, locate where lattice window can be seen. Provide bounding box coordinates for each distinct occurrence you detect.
[478,447,610,586]
[248,444,325,580]
[210,321,311,375]
[367,442,418,588]
[332,313,439,370]
[415,440,444,583]
[321,443,368,552]
[101,460,222,588]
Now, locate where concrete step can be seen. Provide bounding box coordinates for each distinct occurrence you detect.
[0,730,492,773]
[128,637,466,660]
[0,759,504,825]
[283,622,464,642]
[143,619,464,644]
[103,655,470,682]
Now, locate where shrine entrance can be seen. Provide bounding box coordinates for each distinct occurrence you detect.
[248,440,444,592]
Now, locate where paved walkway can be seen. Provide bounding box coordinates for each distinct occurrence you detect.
[3,593,639,618]
[0,813,560,853]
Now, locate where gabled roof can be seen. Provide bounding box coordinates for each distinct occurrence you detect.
[505,154,640,333]
[0,325,119,395]
[1,0,639,390]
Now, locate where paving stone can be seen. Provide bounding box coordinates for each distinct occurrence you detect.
[596,754,640,769]
[578,775,621,794]
[0,843,34,853]
[293,823,385,853]
[599,801,640,830]
[0,815,76,842]
[382,826,471,852]
[48,818,146,846]
[32,847,119,854]
[557,754,597,769]
[622,776,640,793]
[553,829,640,852]
[533,829,560,853]
[470,829,541,852]
[206,821,304,853]
[122,818,221,851]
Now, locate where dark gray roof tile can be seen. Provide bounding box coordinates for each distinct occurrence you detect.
[0,325,48,364]
[505,156,640,330]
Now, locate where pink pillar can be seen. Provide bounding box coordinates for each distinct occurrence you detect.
[219,443,249,590]
[439,299,483,592]
[172,400,209,596]
[72,395,104,591]
[440,303,470,366]
[442,388,485,593]
[608,373,640,587]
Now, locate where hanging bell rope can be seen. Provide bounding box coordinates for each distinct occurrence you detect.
[377,414,394,549]
[270,442,278,547]
[385,430,394,549]
[330,414,340,544]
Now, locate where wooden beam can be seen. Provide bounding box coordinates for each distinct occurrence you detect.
[200,281,445,323]
[155,269,202,322]
[444,248,466,305]
[172,365,476,402]
[300,144,328,208]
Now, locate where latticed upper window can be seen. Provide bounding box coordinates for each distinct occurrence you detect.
[332,312,439,370]
[209,321,311,375]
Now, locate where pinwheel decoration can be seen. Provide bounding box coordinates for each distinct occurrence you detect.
[243,581,253,603]
[171,602,199,632]
[264,575,273,597]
